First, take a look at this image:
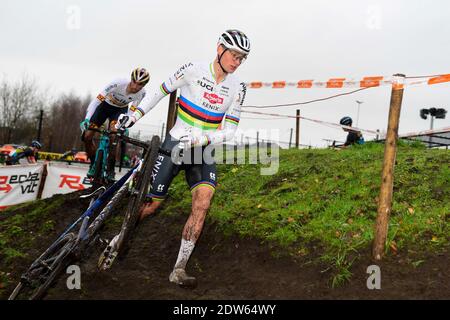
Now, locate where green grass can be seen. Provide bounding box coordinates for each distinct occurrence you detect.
[0,142,448,288]
[0,196,66,292]
[161,142,449,286]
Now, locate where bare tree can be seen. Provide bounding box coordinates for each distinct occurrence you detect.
[44,93,90,153]
[0,73,90,153]
[0,74,47,144]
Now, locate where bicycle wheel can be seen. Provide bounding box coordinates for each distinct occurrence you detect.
[116,135,160,254]
[9,233,76,300]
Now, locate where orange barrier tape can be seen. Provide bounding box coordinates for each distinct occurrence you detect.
[247,76,390,89]
[326,78,346,88]
[272,81,286,88]
[297,80,313,88]
[428,74,450,85]
[360,76,385,88]
[245,74,450,89]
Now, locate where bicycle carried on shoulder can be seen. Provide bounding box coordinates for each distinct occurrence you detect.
[8,131,160,300]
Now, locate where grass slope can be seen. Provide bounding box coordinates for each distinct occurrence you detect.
[163,142,449,286]
[0,141,448,289]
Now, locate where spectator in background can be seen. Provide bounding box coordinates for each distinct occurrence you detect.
[339,116,364,146]
[6,140,42,165]
[61,148,78,161]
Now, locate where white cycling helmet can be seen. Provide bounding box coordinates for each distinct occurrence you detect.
[131,67,150,85]
[218,29,251,55]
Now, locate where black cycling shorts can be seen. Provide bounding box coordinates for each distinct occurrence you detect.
[89,101,127,128]
[148,135,217,201]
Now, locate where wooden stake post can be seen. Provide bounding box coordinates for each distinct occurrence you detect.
[372,74,405,260]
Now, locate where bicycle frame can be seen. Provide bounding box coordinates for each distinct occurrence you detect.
[53,160,143,246]
[89,127,149,176]
[93,133,110,180]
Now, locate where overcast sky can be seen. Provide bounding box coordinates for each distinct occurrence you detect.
[1,0,449,147]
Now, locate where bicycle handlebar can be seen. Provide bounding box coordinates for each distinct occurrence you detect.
[87,127,150,150]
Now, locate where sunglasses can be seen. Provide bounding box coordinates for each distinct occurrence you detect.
[228,50,247,63]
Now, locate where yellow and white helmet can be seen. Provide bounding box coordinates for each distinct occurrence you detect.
[131,67,150,85]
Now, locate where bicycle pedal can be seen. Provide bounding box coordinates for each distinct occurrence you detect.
[98,246,118,271]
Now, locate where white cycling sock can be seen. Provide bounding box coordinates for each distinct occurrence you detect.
[174,238,195,270]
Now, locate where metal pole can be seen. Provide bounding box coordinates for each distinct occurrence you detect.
[289,128,293,148]
[295,110,300,148]
[37,109,43,141]
[256,131,259,148]
[356,100,363,127]
[373,74,405,261]
[357,105,360,127]
[429,116,434,147]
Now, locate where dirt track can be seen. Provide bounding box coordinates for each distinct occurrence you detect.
[1,191,449,300]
